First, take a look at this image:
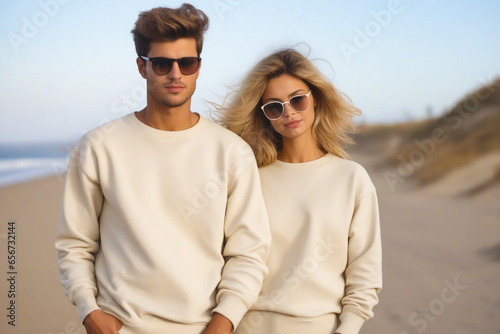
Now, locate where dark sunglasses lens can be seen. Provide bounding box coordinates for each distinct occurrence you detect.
[263,103,283,119]
[290,95,309,111]
[178,57,199,75]
[153,59,173,75]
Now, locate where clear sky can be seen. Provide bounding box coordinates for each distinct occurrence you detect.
[0,0,499,143]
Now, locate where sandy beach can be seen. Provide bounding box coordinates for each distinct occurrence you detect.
[0,152,499,334]
[353,153,500,334]
[0,175,85,334]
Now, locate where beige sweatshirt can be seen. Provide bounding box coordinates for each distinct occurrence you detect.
[55,113,271,332]
[251,154,382,334]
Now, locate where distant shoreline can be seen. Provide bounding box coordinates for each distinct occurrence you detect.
[0,142,73,187]
[0,157,68,187]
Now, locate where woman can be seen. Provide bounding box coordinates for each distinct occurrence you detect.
[215,49,382,334]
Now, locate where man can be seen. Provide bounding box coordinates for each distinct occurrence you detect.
[55,4,271,334]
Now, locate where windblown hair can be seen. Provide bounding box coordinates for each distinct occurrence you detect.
[214,48,361,167]
[131,3,209,57]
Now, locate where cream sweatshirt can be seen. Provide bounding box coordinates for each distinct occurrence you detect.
[251,154,382,334]
[55,113,271,332]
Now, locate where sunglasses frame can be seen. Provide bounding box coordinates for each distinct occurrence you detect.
[260,91,312,120]
[140,56,201,76]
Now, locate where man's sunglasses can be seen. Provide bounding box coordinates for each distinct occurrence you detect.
[140,56,201,76]
[261,91,312,120]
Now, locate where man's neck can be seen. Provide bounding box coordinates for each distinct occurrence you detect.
[135,105,199,131]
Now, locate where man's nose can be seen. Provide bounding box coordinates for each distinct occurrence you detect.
[168,61,182,79]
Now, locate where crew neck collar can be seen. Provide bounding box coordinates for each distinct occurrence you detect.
[273,153,335,171]
[125,112,207,140]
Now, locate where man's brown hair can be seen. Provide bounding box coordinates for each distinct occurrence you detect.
[131,3,209,57]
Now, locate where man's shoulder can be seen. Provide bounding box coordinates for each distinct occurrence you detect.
[202,116,257,168]
[202,116,249,147]
[78,114,131,146]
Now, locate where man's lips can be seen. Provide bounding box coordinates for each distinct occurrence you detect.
[285,120,301,128]
[166,85,185,93]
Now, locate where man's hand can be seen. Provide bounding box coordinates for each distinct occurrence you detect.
[202,313,233,334]
[83,309,123,334]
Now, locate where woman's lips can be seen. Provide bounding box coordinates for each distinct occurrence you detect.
[285,120,301,128]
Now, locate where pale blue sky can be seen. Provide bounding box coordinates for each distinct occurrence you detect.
[1,0,499,143]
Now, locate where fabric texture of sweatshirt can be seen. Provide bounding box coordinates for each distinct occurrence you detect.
[247,153,382,334]
[55,113,271,332]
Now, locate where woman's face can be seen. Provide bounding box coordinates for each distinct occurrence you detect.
[261,74,316,142]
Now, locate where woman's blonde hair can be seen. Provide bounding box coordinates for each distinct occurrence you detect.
[214,48,360,167]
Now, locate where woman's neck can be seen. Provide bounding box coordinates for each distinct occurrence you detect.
[278,135,325,163]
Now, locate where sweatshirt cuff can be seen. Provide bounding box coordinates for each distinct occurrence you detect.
[74,289,100,323]
[212,294,249,330]
[335,310,367,334]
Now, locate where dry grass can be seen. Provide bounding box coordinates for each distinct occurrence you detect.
[352,78,500,186]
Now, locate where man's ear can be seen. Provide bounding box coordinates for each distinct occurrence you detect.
[194,58,201,79]
[136,57,147,79]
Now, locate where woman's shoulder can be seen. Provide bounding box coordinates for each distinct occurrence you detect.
[332,155,374,182]
[331,155,370,176]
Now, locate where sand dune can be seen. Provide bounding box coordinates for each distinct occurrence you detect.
[415,152,500,197]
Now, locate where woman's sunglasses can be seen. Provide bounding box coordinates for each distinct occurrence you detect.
[261,91,312,120]
[140,56,201,76]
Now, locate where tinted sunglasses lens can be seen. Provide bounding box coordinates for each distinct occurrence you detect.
[290,95,309,111]
[153,59,173,75]
[263,103,283,119]
[178,57,199,75]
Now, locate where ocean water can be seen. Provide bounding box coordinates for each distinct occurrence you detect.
[0,142,76,187]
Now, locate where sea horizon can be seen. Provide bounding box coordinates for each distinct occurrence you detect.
[0,141,76,187]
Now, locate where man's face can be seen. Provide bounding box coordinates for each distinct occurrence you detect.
[137,38,201,109]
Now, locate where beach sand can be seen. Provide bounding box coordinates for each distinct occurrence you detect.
[352,153,500,334]
[0,153,499,333]
[0,175,85,334]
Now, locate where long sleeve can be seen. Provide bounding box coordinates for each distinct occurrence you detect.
[336,189,382,334]
[55,141,103,322]
[212,145,272,329]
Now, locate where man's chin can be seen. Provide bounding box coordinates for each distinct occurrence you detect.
[160,97,191,109]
